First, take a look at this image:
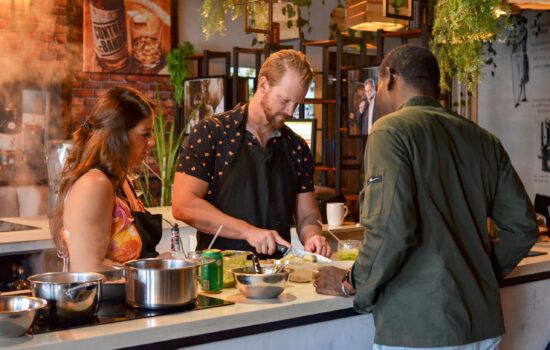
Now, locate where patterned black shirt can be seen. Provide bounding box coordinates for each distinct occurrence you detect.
[177,104,315,199]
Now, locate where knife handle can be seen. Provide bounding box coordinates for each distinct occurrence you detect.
[276,244,289,255]
[251,254,263,274]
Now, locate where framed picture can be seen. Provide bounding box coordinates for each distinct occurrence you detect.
[183,76,226,134]
[383,0,413,21]
[83,0,173,74]
[347,67,380,137]
[243,1,272,34]
[286,118,316,155]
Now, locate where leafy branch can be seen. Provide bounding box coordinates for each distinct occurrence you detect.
[166,41,195,106]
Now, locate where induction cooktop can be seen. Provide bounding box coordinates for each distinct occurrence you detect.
[0,220,40,232]
[30,294,234,335]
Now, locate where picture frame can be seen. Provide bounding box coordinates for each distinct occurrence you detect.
[383,0,413,21]
[183,76,227,134]
[286,118,317,155]
[275,2,301,41]
[243,1,272,34]
[83,0,173,75]
[347,67,380,137]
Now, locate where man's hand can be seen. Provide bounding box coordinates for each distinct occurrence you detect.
[313,266,349,296]
[303,234,332,258]
[244,227,290,255]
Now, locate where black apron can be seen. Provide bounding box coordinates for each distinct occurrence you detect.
[196,107,298,259]
[122,179,162,259]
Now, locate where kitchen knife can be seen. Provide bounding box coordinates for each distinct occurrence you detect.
[275,244,332,263]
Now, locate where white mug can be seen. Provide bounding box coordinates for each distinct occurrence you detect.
[326,202,349,226]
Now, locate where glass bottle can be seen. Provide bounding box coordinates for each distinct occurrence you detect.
[170,224,186,258]
[89,0,128,70]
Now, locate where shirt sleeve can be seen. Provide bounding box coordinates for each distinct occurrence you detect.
[176,119,217,183]
[489,142,538,279]
[352,128,418,313]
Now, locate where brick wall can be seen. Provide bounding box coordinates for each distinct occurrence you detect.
[0,0,176,137]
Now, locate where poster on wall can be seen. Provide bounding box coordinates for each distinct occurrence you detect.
[183,76,226,134]
[347,67,379,136]
[83,0,172,75]
[478,11,550,199]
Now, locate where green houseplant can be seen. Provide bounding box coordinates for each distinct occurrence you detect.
[166,41,195,106]
[139,42,195,207]
[140,93,185,207]
[431,0,508,92]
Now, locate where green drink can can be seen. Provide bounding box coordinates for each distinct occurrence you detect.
[200,249,223,292]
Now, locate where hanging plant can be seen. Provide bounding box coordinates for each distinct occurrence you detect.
[166,41,195,107]
[432,0,508,92]
[200,0,322,44]
[200,0,242,40]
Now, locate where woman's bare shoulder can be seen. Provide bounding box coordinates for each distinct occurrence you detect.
[70,169,114,199]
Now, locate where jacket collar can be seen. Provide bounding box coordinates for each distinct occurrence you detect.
[398,95,442,110]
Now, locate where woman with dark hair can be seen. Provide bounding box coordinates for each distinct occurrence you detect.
[51,87,161,272]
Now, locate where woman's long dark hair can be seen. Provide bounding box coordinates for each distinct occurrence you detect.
[51,87,154,257]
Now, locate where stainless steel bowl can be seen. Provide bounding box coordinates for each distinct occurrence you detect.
[124,258,204,309]
[232,266,290,299]
[28,272,104,321]
[0,296,47,337]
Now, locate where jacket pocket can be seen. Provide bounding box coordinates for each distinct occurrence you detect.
[361,168,385,221]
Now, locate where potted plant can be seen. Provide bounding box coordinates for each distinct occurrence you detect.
[139,42,194,207]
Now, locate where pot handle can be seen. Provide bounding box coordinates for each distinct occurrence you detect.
[63,281,102,302]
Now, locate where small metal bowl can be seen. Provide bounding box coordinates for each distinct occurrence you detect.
[231,266,289,299]
[0,296,47,338]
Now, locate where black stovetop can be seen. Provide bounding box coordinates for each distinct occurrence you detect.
[30,295,234,335]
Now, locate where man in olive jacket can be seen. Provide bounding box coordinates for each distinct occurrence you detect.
[314,45,538,349]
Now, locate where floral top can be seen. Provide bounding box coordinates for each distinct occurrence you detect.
[62,197,142,264]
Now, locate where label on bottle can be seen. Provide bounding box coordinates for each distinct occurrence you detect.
[90,3,128,68]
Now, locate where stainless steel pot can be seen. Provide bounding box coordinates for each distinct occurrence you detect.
[123,258,210,309]
[27,272,104,320]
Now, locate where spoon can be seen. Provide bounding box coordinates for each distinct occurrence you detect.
[273,260,289,274]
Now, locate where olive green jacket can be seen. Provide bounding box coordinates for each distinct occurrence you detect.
[351,96,538,347]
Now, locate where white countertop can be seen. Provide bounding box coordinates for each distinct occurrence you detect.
[0,279,357,350]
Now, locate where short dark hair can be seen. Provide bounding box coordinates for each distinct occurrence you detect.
[379,45,440,97]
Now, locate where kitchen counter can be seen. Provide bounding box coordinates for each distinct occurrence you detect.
[0,257,547,350]
[0,276,375,350]
[0,211,548,349]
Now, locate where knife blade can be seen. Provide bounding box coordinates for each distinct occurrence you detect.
[275,244,332,263]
